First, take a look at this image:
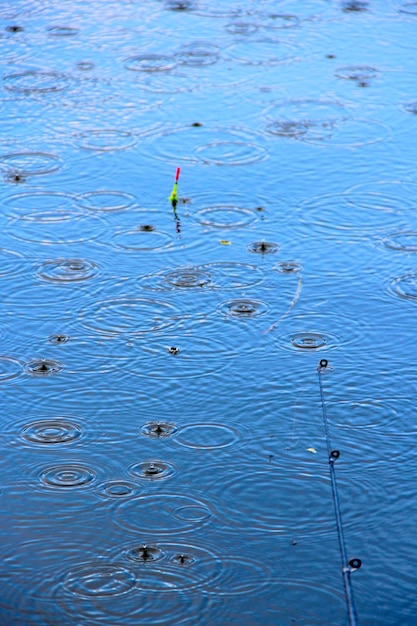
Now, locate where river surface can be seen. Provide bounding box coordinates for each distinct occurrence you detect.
[1,1,417,624]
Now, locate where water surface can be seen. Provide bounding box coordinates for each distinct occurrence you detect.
[1,1,417,624]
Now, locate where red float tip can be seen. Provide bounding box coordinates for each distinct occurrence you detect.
[175,167,181,182]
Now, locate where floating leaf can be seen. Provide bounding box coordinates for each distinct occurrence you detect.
[220,240,231,245]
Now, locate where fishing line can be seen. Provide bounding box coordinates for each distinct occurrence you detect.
[264,273,303,334]
[317,358,361,626]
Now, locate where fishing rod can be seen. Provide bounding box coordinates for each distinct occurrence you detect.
[317,359,362,626]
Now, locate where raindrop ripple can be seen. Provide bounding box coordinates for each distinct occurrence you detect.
[218,298,268,319]
[64,564,135,597]
[3,70,69,93]
[82,297,179,336]
[41,464,96,488]
[114,494,214,534]
[128,460,176,481]
[37,259,99,282]
[175,423,240,449]
[22,419,82,445]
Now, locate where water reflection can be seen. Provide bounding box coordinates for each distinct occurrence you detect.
[210,579,346,625]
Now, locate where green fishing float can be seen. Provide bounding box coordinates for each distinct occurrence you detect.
[169,166,181,208]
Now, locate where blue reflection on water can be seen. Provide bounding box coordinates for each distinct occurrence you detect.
[1,1,417,624]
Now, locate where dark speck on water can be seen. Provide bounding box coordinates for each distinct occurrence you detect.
[48,334,70,344]
[342,1,369,11]
[6,25,24,33]
[166,0,193,10]
[7,173,26,183]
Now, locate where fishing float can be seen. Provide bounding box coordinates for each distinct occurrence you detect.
[169,166,181,209]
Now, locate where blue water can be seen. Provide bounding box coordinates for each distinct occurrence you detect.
[1,1,417,624]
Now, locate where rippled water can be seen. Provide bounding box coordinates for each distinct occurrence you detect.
[1,1,416,625]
